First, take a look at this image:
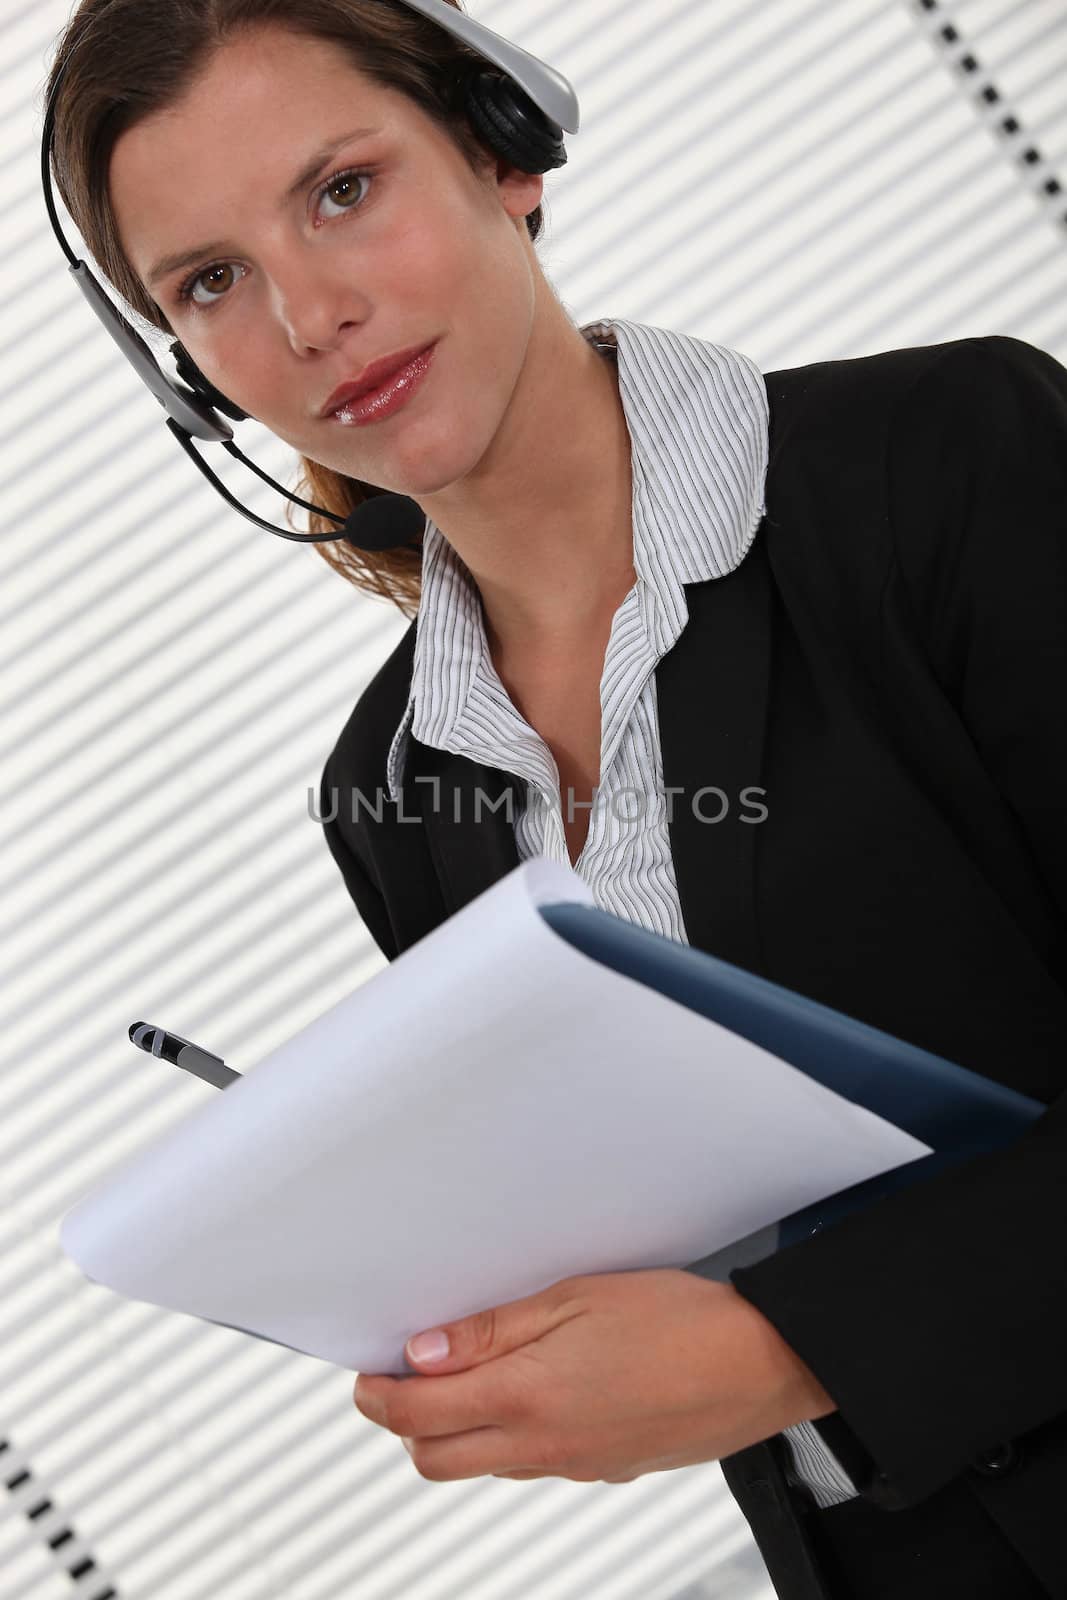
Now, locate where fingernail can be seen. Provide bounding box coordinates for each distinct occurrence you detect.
[407,1329,449,1363]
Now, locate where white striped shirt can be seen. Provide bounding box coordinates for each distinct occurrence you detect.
[386,315,858,1509]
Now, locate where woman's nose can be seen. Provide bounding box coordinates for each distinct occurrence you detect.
[271,265,369,355]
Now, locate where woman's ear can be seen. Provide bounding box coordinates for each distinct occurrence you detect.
[496,160,544,224]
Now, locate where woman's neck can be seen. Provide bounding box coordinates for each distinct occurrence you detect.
[417,302,635,660]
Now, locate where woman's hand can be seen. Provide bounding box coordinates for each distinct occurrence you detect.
[353,1268,836,1483]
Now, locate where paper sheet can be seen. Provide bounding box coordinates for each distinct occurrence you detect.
[60,857,929,1373]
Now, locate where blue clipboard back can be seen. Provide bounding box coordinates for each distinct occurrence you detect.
[537,900,1044,1270]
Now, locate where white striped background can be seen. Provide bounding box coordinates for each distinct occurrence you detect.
[2,1,1064,1597]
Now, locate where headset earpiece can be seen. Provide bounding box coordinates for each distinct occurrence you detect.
[462,68,568,174]
[169,341,251,423]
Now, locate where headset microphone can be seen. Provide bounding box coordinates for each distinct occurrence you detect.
[42,0,580,553]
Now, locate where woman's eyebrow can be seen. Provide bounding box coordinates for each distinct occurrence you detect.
[145,126,382,288]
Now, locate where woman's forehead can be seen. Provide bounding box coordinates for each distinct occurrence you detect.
[141,25,392,124]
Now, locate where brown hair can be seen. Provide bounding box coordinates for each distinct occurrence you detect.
[45,0,547,618]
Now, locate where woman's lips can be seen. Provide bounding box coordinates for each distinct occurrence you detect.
[328,344,437,427]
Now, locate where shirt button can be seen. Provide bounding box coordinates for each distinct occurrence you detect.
[970,1441,1020,1477]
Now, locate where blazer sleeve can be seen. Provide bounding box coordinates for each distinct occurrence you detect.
[729,334,1067,1508]
[320,755,400,963]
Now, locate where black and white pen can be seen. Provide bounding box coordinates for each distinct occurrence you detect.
[129,1022,241,1089]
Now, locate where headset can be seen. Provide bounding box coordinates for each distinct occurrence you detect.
[41,0,580,552]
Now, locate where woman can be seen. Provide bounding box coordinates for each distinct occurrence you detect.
[46,2,1067,1596]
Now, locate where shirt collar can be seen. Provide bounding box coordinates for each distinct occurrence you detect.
[385,316,768,800]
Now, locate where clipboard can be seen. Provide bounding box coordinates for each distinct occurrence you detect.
[60,859,1036,1371]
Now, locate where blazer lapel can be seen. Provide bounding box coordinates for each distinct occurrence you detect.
[657,533,773,974]
[409,737,521,918]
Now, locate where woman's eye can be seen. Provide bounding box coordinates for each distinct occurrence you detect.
[182,263,245,307]
[317,168,372,220]
[175,169,373,309]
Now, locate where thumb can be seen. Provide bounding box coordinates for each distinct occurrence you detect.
[405,1281,574,1373]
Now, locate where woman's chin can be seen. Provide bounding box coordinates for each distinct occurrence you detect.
[299,424,482,501]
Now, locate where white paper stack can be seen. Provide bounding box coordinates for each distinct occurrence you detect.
[60,857,928,1373]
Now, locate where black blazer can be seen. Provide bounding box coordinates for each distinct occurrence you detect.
[319,334,1067,1596]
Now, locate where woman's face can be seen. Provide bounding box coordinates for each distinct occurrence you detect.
[109,23,544,496]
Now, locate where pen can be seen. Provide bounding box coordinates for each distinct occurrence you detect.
[129,1021,241,1089]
